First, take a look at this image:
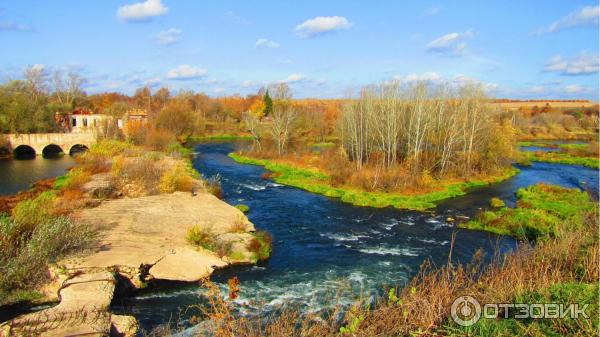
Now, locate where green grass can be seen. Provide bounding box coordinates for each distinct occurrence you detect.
[558,143,590,150]
[517,141,557,148]
[450,282,599,337]
[235,204,250,213]
[489,197,505,208]
[522,151,599,169]
[189,134,253,141]
[461,184,596,240]
[229,153,519,211]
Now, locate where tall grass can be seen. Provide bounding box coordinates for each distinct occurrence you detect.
[0,215,96,306]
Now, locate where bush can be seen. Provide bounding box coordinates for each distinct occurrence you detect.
[159,163,196,193]
[145,128,176,151]
[228,215,248,233]
[88,139,132,157]
[206,174,223,198]
[55,168,91,190]
[12,191,57,229]
[0,216,96,306]
[246,230,272,262]
[186,225,232,258]
[490,197,505,208]
[117,155,163,195]
[187,225,217,251]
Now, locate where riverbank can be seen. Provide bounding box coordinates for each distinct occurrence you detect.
[228,152,519,211]
[517,140,599,168]
[522,151,599,168]
[0,140,269,336]
[461,183,596,239]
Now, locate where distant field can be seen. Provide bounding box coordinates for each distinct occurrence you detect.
[490,100,597,110]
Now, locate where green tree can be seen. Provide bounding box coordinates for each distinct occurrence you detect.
[263,90,273,117]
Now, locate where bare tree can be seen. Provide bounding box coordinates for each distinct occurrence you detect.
[52,71,86,109]
[242,111,262,151]
[269,101,297,155]
[24,65,47,102]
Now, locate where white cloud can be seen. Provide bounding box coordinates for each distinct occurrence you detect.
[242,80,257,88]
[426,30,473,56]
[294,16,352,38]
[543,53,599,75]
[214,88,226,93]
[452,74,498,91]
[166,65,207,80]
[117,0,168,22]
[284,73,306,83]
[529,85,546,93]
[392,72,497,92]
[564,84,585,93]
[255,38,280,49]
[537,5,599,34]
[154,28,182,45]
[144,77,161,87]
[425,6,442,16]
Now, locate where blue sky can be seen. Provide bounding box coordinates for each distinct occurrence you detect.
[0,0,598,99]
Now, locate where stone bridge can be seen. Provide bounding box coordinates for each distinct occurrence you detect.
[1,133,96,157]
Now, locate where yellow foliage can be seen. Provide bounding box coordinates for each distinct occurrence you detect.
[249,99,266,118]
[159,163,196,193]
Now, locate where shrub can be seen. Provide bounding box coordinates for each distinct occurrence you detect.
[0,216,96,306]
[159,163,196,193]
[186,225,232,258]
[56,168,91,190]
[228,215,248,233]
[145,128,176,151]
[89,139,132,157]
[489,197,505,208]
[187,225,217,251]
[206,174,223,198]
[12,191,57,229]
[246,230,272,262]
[118,155,163,195]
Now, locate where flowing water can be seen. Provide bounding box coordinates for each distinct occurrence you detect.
[109,142,599,333]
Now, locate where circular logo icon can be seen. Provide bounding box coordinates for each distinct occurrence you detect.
[451,295,481,326]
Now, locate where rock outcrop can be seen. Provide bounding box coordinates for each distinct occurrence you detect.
[3,191,260,336]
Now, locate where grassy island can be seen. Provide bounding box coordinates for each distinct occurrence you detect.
[230,152,519,210]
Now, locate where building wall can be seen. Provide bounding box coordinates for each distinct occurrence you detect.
[71,114,107,133]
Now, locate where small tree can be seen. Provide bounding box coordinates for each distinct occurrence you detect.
[269,101,296,156]
[263,90,273,117]
[242,111,262,151]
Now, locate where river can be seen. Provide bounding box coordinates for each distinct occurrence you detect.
[0,142,596,333]
[0,156,75,196]
[105,142,598,333]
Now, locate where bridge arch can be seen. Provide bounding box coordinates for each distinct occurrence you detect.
[13,145,36,159]
[42,144,64,158]
[69,144,89,156]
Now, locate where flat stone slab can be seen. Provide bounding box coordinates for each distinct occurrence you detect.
[65,191,254,281]
[3,271,123,337]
